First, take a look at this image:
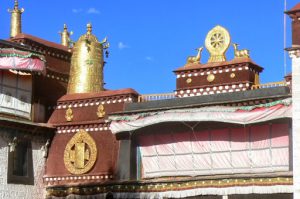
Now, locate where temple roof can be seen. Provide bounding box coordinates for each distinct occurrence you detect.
[58,88,139,102]
[285,3,300,14]
[175,57,263,72]
[290,3,300,12]
[10,33,70,53]
[118,86,290,114]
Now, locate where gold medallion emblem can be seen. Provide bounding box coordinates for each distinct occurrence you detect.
[186,78,192,84]
[64,129,97,174]
[205,25,231,63]
[230,73,236,78]
[207,74,215,82]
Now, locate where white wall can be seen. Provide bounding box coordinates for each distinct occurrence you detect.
[0,136,46,199]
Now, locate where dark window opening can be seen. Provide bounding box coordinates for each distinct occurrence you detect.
[12,141,28,176]
[7,140,34,185]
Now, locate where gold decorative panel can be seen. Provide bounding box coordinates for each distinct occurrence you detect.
[97,104,105,118]
[64,129,97,175]
[65,108,73,122]
[205,25,231,63]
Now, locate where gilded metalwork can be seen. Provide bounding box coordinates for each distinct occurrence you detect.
[186,78,192,84]
[186,47,203,65]
[254,73,260,85]
[67,23,109,94]
[64,129,97,175]
[97,104,105,118]
[230,73,236,78]
[207,74,215,82]
[65,107,73,122]
[205,25,231,63]
[8,0,24,38]
[232,43,250,58]
[59,24,73,47]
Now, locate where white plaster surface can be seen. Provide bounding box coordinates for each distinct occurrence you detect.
[0,138,46,199]
[292,53,300,199]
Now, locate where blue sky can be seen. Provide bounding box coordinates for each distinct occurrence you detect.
[0,0,298,94]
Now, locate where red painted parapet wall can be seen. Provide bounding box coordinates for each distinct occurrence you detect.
[44,88,139,186]
[174,58,263,97]
[136,122,290,179]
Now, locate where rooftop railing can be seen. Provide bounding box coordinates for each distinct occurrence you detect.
[138,92,175,102]
[251,81,288,90]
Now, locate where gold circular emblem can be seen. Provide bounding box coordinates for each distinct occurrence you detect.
[64,129,97,175]
[230,73,236,78]
[186,78,192,84]
[205,25,231,63]
[207,74,215,82]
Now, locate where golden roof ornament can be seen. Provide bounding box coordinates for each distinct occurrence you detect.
[59,24,73,47]
[232,43,250,58]
[205,25,231,63]
[96,104,105,118]
[67,23,109,94]
[65,107,73,122]
[186,47,203,65]
[8,0,24,38]
[64,129,97,174]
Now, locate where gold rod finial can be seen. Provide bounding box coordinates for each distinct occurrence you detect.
[59,23,73,47]
[14,0,18,9]
[87,23,92,34]
[8,0,24,38]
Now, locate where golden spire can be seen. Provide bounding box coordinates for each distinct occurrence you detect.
[67,23,109,94]
[59,24,73,47]
[8,0,24,38]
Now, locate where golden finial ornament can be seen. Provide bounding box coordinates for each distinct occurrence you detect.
[59,24,73,47]
[96,104,105,118]
[205,25,231,63]
[67,23,109,94]
[232,43,250,58]
[186,47,203,65]
[64,129,97,174]
[8,0,24,38]
[65,107,74,122]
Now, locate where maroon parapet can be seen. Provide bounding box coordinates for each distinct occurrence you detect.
[286,3,300,47]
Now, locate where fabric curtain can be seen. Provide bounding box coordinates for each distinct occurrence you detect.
[138,123,290,178]
[0,56,44,71]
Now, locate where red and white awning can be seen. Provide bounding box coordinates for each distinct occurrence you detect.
[110,98,292,134]
[0,48,45,72]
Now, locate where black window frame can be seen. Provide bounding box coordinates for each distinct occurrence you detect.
[7,139,34,185]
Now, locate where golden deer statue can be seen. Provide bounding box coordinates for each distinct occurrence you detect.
[232,43,250,58]
[186,47,204,64]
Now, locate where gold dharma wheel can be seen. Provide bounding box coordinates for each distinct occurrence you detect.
[205,25,231,63]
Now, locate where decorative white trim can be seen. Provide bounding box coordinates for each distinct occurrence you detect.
[57,97,132,109]
[177,66,255,79]
[44,174,113,183]
[57,126,110,134]
[176,83,250,98]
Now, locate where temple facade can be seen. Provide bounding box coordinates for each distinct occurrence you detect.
[0,1,299,199]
